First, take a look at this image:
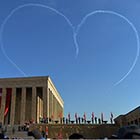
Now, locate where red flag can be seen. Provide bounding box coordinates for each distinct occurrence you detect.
[92,112,94,119]
[111,112,113,118]
[4,88,12,117]
[75,113,78,119]
[4,108,8,116]
[83,112,86,120]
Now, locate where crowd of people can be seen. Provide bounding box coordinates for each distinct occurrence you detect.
[39,116,113,125]
[0,121,33,139]
[0,126,23,139]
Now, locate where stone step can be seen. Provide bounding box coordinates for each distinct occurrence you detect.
[2,125,35,139]
[3,125,19,132]
[5,131,34,139]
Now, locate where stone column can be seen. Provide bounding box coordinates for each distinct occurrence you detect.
[10,88,16,125]
[43,86,47,117]
[31,87,37,122]
[0,88,6,125]
[37,96,40,123]
[54,97,57,119]
[55,99,57,119]
[52,94,55,119]
[46,88,49,118]
[52,93,54,118]
[20,87,26,124]
[49,90,52,119]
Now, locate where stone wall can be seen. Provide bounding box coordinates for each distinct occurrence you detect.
[30,124,119,139]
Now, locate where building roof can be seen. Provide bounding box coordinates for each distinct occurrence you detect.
[0,76,64,106]
[114,106,140,121]
[125,106,140,116]
[0,76,49,80]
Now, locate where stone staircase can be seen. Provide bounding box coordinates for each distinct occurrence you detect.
[4,125,34,139]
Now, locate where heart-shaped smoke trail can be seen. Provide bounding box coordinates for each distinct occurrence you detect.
[0,3,139,87]
[0,3,76,77]
[74,10,140,86]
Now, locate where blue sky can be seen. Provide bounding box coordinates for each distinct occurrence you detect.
[0,0,140,121]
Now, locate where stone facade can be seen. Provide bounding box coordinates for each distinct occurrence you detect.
[0,76,64,125]
[114,106,140,127]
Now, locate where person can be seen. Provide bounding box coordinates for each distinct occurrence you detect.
[62,117,65,124]
[46,117,48,124]
[98,118,101,124]
[117,124,140,139]
[26,123,29,131]
[95,117,97,124]
[0,122,2,129]
[81,118,84,124]
[66,118,68,124]
[78,117,81,124]
[31,129,44,139]
[60,118,63,124]
[49,118,51,123]
[0,133,4,139]
[110,117,113,124]
[69,133,84,139]
[91,117,94,124]
[42,130,45,138]
[76,118,78,124]
[39,117,42,123]
[45,126,48,139]
[109,124,140,139]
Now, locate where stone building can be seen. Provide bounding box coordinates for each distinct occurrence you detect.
[0,76,64,125]
[114,106,140,127]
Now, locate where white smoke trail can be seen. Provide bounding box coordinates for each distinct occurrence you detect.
[0,4,139,86]
[75,10,140,86]
[0,3,75,76]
